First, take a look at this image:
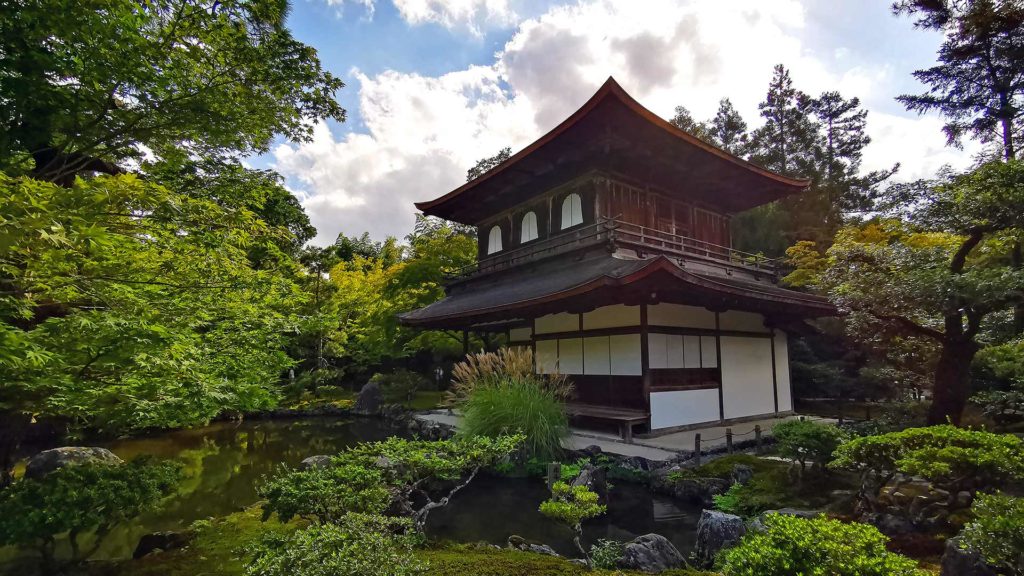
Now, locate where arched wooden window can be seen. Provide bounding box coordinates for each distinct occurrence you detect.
[561,193,583,229]
[521,211,539,243]
[487,225,503,254]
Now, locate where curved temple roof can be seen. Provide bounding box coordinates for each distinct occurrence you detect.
[416,77,811,224]
[398,252,835,329]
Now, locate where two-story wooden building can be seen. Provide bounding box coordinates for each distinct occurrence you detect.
[399,77,834,440]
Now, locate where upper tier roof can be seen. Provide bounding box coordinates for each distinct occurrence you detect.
[416,77,810,224]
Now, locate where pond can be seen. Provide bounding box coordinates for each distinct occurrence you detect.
[5,418,701,562]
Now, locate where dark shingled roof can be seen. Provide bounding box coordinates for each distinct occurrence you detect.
[398,253,834,328]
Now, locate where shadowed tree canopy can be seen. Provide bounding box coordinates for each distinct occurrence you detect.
[669,105,712,141]
[708,98,749,154]
[0,0,345,185]
[466,147,511,182]
[894,0,1024,160]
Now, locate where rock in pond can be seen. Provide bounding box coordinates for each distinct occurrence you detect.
[695,510,746,568]
[507,535,559,557]
[133,531,193,559]
[617,533,686,573]
[299,455,333,470]
[352,380,382,415]
[940,536,997,576]
[24,446,123,480]
[730,464,754,485]
[571,463,609,504]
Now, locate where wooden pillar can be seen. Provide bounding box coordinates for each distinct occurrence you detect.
[770,328,779,414]
[726,428,733,454]
[715,311,724,421]
[755,425,763,454]
[694,433,702,466]
[640,303,651,415]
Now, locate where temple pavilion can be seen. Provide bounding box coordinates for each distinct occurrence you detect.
[399,77,835,441]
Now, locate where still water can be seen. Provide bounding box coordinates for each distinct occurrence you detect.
[6,418,700,560]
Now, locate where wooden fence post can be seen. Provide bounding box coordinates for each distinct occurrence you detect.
[694,433,702,466]
[754,425,762,454]
[726,428,733,454]
[546,463,561,491]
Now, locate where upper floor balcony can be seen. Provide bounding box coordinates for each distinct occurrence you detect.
[446,217,780,285]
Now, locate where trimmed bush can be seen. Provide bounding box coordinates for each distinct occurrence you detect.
[772,419,845,474]
[459,375,569,461]
[246,514,424,576]
[540,482,607,567]
[719,514,926,576]
[960,493,1024,575]
[829,425,1024,494]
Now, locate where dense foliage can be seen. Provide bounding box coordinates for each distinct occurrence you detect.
[772,420,846,475]
[960,492,1024,575]
[0,458,180,565]
[246,514,424,576]
[260,435,522,530]
[0,0,343,184]
[460,376,569,461]
[829,425,1024,494]
[719,514,925,576]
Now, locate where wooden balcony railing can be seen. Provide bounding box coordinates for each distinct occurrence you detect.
[446,218,779,282]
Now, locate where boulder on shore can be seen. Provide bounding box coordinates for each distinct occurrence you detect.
[24,447,122,480]
[694,509,746,568]
[352,381,382,415]
[507,535,559,557]
[571,463,609,504]
[940,536,997,576]
[133,530,193,559]
[617,533,686,573]
[299,455,333,470]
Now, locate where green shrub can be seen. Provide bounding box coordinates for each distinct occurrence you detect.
[0,457,180,565]
[772,419,846,474]
[260,435,523,530]
[246,514,424,576]
[829,425,1024,494]
[370,370,427,404]
[719,514,926,576]
[459,376,569,461]
[712,483,744,515]
[539,482,607,567]
[589,539,625,570]
[960,493,1024,575]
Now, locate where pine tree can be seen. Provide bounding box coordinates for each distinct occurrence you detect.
[748,64,821,178]
[810,92,898,213]
[895,0,1024,161]
[669,106,712,140]
[707,98,749,154]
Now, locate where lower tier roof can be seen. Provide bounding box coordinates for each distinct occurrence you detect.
[398,252,835,330]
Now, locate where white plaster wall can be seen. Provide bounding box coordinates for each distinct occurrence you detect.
[700,336,719,367]
[536,339,558,374]
[720,336,776,419]
[535,312,578,334]
[609,334,642,375]
[683,335,701,368]
[647,303,716,329]
[774,332,793,412]
[650,389,720,429]
[509,326,532,342]
[558,338,584,375]
[584,337,611,375]
[719,310,770,333]
[582,304,640,330]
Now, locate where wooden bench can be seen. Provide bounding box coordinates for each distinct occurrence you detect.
[564,403,649,444]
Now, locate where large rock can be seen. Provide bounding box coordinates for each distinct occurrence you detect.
[650,468,730,508]
[750,508,822,532]
[507,535,559,557]
[940,536,997,576]
[299,455,333,470]
[352,381,382,415]
[571,464,609,504]
[695,510,746,568]
[24,447,122,480]
[133,531,193,559]
[617,534,686,573]
[731,464,753,485]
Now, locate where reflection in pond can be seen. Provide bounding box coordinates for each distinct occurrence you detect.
[4,418,701,563]
[427,475,699,557]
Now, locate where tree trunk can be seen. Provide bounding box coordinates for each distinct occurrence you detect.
[926,340,978,425]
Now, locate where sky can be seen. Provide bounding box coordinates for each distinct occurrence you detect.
[260,0,978,245]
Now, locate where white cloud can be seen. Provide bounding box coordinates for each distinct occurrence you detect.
[275,0,975,245]
[392,0,516,34]
[322,0,376,19]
